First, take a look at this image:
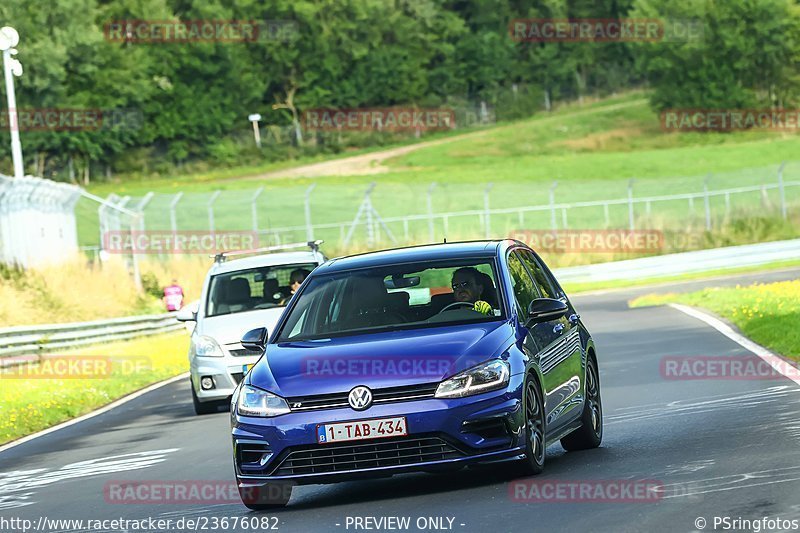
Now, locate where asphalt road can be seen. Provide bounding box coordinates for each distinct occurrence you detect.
[2,268,800,533]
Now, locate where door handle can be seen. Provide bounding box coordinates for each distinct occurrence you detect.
[553,323,565,335]
[568,313,580,325]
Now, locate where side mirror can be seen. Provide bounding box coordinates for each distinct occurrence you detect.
[176,306,197,322]
[241,327,268,352]
[527,298,568,323]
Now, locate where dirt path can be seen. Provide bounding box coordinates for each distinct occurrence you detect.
[243,99,647,180]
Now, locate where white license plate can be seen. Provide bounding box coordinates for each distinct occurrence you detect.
[317,417,408,444]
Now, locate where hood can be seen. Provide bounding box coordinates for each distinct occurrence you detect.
[248,321,514,397]
[198,308,285,346]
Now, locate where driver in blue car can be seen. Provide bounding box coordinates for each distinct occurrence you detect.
[451,267,493,315]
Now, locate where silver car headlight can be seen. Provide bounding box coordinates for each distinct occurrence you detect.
[435,360,510,398]
[237,385,291,417]
[192,335,224,358]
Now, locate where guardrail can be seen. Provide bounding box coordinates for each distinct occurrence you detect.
[553,238,800,284]
[0,312,184,363]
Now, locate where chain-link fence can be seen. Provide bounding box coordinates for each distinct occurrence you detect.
[79,160,800,256]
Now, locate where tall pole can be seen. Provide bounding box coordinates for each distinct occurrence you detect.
[627,179,635,231]
[304,183,316,241]
[778,161,787,220]
[208,190,221,236]
[483,182,494,238]
[169,191,183,234]
[1,27,24,178]
[549,181,558,230]
[427,182,437,242]
[703,174,712,231]
[252,186,264,234]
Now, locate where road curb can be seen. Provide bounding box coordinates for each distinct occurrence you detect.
[0,372,190,455]
[668,304,800,387]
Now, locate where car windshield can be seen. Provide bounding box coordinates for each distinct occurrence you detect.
[205,263,317,317]
[275,259,505,342]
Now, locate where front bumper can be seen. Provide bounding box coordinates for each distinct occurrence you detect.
[191,355,260,402]
[232,374,526,485]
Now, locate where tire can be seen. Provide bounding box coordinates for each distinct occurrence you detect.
[192,385,220,415]
[560,356,603,451]
[518,374,546,476]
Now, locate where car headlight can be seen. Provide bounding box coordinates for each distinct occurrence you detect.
[192,335,223,358]
[435,360,510,398]
[237,385,291,417]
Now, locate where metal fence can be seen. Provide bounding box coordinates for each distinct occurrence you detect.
[0,312,182,361]
[83,161,800,253]
[0,175,82,266]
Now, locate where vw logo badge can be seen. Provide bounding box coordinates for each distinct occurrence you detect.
[348,386,373,411]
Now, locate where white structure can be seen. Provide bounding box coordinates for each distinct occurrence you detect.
[1,26,24,179]
[0,175,82,267]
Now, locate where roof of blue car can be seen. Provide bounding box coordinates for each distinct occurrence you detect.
[317,240,510,273]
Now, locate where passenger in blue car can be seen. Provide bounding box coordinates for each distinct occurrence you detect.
[451,267,494,316]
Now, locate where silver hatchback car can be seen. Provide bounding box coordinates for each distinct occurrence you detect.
[178,242,326,414]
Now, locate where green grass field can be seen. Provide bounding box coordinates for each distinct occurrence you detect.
[0,333,189,445]
[76,92,800,253]
[630,280,800,361]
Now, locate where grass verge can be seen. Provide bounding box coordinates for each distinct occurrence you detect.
[0,255,209,327]
[0,332,189,445]
[630,280,800,361]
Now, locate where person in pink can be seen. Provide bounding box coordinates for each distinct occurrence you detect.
[163,279,184,311]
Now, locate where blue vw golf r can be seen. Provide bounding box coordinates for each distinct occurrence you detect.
[230,240,602,509]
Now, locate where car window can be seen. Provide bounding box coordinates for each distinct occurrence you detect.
[276,259,504,342]
[205,262,318,317]
[507,251,540,316]
[518,250,559,299]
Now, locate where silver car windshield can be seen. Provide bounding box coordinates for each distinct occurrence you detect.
[206,263,317,317]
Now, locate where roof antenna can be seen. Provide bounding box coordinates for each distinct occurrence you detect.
[443,237,447,243]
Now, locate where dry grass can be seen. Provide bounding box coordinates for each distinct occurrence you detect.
[554,126,644,151]
[0,255,210,327]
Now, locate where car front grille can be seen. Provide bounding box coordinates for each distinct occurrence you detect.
[286,382,439,412]
[271,435,464,476]
[231,372,245,384]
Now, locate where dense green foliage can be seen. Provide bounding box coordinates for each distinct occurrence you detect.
[0,0,798,181]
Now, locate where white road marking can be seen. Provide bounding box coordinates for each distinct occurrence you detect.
[0,372,189,455]
[0,449,179,510]
[659,464,800,499]
[668,304,800,387]
[605,385,798,424]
